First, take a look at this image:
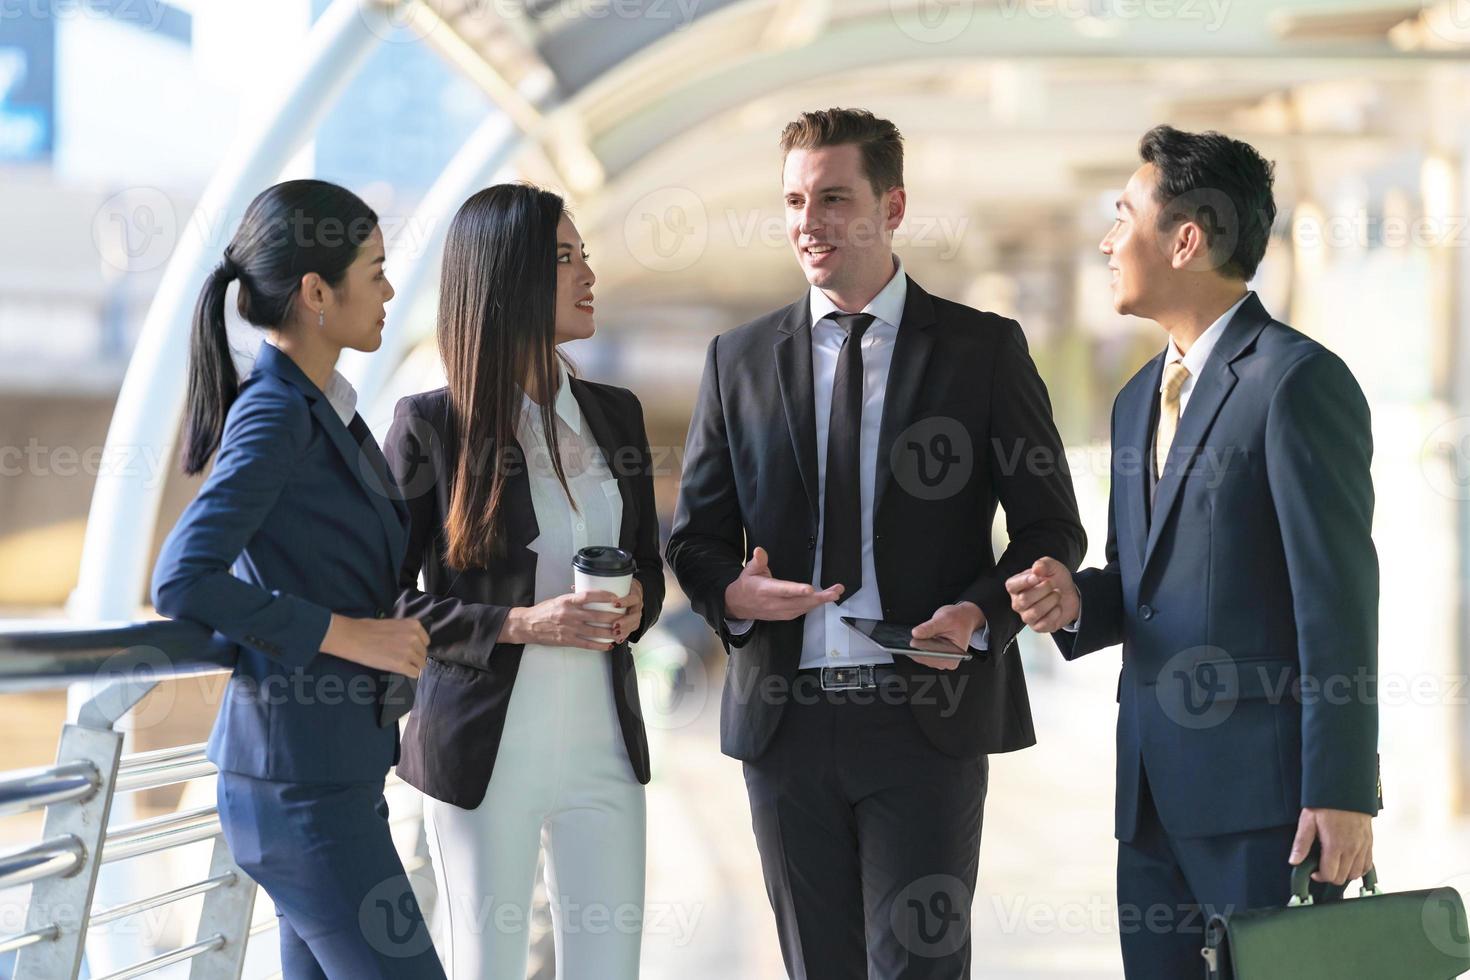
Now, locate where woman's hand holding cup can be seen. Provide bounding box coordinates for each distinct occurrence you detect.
[573,546,639,647]
[609,578,643,644]
[502,591,625,651]
[501,546,641,651]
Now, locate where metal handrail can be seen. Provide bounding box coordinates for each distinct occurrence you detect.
[111,741,217,793]
[93,933,228,980]
[0,925,61,956]
[90,871,239,927]
[117,742,211,769]
[0,835,86,889]
[114,757,216,795]
[102,805,222,864]
[0,620,238,692]
[0,761,99,818]
[0,617,434,978]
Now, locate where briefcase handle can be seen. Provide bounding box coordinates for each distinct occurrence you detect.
[1288,850,1381,907]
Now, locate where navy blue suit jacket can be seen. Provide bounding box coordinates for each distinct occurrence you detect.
[1056,295,1380,841]
[152,342,411,784]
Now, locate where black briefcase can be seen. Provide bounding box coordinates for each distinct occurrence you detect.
[1203,855,1470,979]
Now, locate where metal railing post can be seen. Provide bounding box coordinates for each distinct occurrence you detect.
[186,834,257,980]
[12,723,124,979]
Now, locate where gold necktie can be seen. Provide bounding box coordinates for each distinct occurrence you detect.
[1155,362,1191,480]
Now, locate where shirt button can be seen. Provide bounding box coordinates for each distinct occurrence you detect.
[829,649,838,658]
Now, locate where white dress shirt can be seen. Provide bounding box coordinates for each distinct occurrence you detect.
[518,362,624,609]
[322,371,359,425]
[1160,292,1250,415]
[1064,291,1250,634]
[260,339,358,425]
[730,258,988,668]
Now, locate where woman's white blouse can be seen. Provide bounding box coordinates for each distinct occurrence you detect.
[516,364,623,606]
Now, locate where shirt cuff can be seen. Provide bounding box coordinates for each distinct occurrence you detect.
[726,618,754,636]
[969,624,989,651]
[1063,605,1081,633]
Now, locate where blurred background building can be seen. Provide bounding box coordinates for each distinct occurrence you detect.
[2,0,1469,977]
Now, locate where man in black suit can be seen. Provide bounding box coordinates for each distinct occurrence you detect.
[667,108,1085,978]
[1008,126,1380,977]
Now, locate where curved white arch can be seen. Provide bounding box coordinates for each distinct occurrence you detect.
[78,0,1457,628]
[71,0,394,624]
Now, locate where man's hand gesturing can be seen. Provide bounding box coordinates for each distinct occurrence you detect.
[1005,558,1081,634]
[725,547,843,621]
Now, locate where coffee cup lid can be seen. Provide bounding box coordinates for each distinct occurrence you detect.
[573,546,635,576]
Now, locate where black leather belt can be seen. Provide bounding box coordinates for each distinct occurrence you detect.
[799,664,898,691]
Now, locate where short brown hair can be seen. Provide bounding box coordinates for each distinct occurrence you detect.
[779,108,904,198]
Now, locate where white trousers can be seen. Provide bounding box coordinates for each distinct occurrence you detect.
[423,644,646,980]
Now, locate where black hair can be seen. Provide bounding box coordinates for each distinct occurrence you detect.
[1139,125,1276,281]
[182,179,378,474]
[437,182,575,569]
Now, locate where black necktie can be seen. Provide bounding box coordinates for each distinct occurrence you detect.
[821,312,874,603]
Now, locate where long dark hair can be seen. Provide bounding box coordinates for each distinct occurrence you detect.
[439,182,575,570]
[181,179,379,475]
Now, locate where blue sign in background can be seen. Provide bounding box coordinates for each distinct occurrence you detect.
[0,12,55,161]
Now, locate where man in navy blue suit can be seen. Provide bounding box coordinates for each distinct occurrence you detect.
[1007,126,1380,977]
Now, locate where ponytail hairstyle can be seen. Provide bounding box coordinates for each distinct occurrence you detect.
[181,179,379,475]
[438,182,573,570]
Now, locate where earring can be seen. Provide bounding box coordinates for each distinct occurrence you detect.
[318,309,324,329]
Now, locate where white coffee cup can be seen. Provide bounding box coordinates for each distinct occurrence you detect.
[573,546,635,641]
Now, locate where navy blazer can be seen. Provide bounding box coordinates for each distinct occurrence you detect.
[1057,294,1380,841]
[152,342,412,784]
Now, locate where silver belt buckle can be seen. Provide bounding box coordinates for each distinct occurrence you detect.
[821,665,875,691]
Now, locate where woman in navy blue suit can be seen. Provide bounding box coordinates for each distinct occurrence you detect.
[151,180,446,979]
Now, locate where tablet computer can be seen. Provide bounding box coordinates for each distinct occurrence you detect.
[841,617,974,662]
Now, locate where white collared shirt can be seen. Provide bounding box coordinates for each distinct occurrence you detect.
[516,362,624,609]
[1064,291,1251,635]
[1161,292,1250,416]
[260,339,358,425]
[322,370,358,426]
[730,258,987,667]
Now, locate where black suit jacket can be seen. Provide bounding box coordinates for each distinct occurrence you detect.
[383,379,665,809]
[667,276,1086,761]
[1056,294,1380,841]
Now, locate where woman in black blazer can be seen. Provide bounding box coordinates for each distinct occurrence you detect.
[382,183,664,979]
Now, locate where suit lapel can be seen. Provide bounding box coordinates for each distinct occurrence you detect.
[252,343,408,571]
[1141,295,1272,572]
[570,379,634,549]
[1120,357,1161,569]
[498,439,540,552]
[774,301,821,527]
[874,278,937,520]
[311,400,409,569]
